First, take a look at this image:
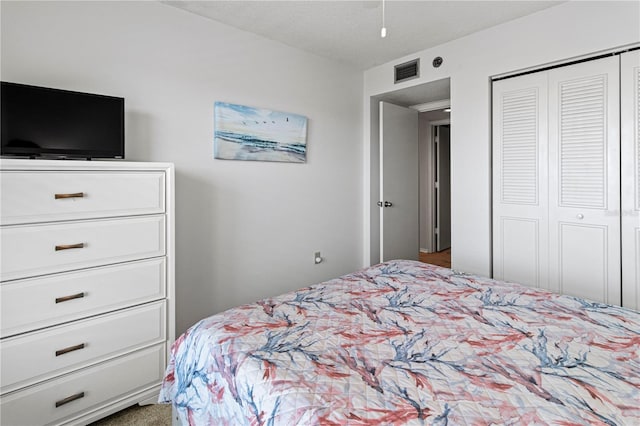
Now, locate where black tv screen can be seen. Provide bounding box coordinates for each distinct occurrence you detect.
[1,82,124,159]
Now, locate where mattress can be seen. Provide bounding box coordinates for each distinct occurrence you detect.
[159,260,640,425]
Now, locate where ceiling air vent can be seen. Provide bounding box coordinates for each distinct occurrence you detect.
[394,59,420,84]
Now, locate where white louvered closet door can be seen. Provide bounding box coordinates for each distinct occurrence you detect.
[492,72,548,288]
[547,56,621,304]
[621,50,640,310]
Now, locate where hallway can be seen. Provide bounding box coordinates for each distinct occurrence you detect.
[419,249,451,268]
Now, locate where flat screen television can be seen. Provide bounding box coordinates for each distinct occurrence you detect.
[1,82,124,159]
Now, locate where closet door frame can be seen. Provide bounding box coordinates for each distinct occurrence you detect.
[621,50,640,310]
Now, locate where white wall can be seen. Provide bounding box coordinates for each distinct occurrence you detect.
[418,113,433,252]
[363,1,640,276]
[1,1,363,334]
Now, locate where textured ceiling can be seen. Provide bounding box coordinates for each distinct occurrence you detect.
[163,1,563,70]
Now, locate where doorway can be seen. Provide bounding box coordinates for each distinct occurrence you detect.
[368,78,452,266]
[418,119,451,268]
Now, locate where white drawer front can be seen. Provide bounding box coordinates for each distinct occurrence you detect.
[0,171,165,225]
[1,302,166,394]
[0,344,165,426]
[0,215,165,281]
[1,258,166,338]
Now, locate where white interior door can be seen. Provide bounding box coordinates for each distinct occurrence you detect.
[548,56,620,304]
[621,50,640,310]
[435,125,451,251]
[492,72,549,288]
[380,101,419,262]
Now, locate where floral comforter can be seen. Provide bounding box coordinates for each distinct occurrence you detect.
[159,260,640,425]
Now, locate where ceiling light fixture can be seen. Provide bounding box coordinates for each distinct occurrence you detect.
[381,0,387,38]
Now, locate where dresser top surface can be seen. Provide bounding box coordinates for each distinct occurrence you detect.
[0,158,174,172]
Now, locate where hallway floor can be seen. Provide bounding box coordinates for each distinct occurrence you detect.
[419,248,451,268]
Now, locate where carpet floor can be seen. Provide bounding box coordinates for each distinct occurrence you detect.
[89,403,172,426]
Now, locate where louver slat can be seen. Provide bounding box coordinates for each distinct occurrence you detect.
[501,89,538,204]
[559,76,607,208]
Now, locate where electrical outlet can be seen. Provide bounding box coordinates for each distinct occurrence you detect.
[314,251,323,264]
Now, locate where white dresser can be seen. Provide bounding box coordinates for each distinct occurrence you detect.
[0,159,175,425]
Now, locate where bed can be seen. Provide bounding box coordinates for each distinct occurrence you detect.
[159,260,640,425]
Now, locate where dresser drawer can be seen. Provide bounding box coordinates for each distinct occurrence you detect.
[1,258,166,338]
[0,215,165,281]
[0,344,165,426]
[1,301,166,394]
[0,171,165,225]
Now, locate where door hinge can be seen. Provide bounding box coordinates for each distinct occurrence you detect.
[435,182,439,189]
[435,227,439,234]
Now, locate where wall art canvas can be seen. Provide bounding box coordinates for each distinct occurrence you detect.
[214,102,308,163]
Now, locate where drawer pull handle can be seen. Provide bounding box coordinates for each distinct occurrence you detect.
[54,192,84,199]
[55,292,85,304]
[55,343,86,357]
[55,392,85,408]
[55,243,85,251]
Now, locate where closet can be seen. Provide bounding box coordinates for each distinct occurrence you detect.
[492,49,639,309]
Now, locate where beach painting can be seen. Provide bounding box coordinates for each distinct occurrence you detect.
[214,102,308,163]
